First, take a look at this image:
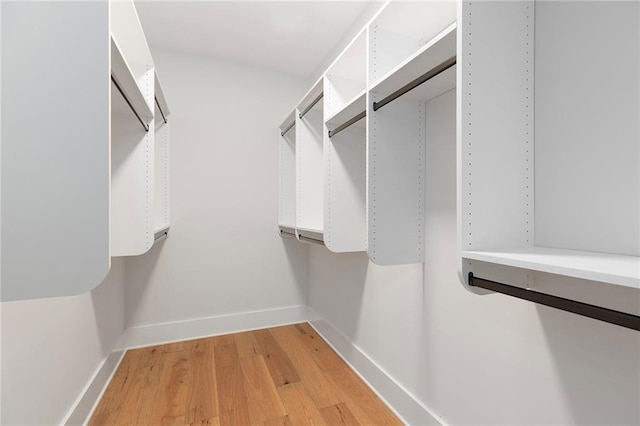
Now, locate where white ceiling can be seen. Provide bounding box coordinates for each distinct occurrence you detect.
[134,1,373,77]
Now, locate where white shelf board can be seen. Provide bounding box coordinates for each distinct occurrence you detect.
[111,36,153,126]
[297,77,323,113]
[154,70,170,118]
[328,29,367,83]
[325,89,366,131]
[279,110,296,133]
[463,247,640,289]
[369,23,456,103]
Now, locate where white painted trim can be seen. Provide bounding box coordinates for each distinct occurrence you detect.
[63,305,445,426]
[62,350,126,426]
[308,312,445,426]
[117,305,314,350]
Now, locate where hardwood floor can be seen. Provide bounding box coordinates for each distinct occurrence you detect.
[90,323,403,425]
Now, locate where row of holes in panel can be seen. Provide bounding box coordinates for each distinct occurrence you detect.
[278,0,457,264]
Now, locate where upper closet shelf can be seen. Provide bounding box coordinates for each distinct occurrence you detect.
[155,71,170,123]
[370,23,456,107]
[325,89,365,137]
[297,77,323,118]
[463,247,640,289]
[280,110,296,136]
[111,36,153,130]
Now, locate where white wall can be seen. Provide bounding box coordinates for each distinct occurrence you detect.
[0,258,125,425]
[124,50,310,328]
[308,90,640,425]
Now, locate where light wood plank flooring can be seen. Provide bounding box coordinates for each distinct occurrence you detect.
[90,323,403,425]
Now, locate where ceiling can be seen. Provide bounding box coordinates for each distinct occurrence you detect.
[134,1,374,77]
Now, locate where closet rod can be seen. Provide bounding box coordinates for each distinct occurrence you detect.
[155,97,168,124]
[373,56,457,112]
[280,229,296,238]
[328,111,366,138]
[281,121,296,137]
[298,234,325,246]
[299,93,323,119]
[468,273,640,332]
[111,75,150,132]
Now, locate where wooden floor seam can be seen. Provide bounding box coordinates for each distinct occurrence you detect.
[89,323,403,425]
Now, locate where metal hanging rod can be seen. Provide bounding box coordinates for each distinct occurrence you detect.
[155,97,168,124]
[373,56,457,112]
[298,234,325,246]
[111,75,150,132]
[280,229,296,238]
[281,121,296,137]
[328,110,366,138]
[299,93,324,119]
[468,273,640,332]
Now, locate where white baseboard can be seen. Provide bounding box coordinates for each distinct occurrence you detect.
[116,305,313,350]
[63,349,126,426]
[308,314,445,426]
[64,305,442,426]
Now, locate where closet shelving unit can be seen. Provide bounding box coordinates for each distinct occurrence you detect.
[110,0,156,256]
[458,1,640,322]
[154,73,171,243]
[2,0,170,301]
[295,79,325,244]
[367,1,456,265]
[324,30,367,253]
[278,0,458,264]
[278,111,297,238]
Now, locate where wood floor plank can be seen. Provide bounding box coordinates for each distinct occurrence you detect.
[239,355,287,423]
[277,382,326,426]
[269,325,343,409]
[90,323,402,426]
[263,414,293,426]
[185,339,218,423]
[253,328,301,386]
[320,402,362,426]
[96,346,167,425]
[148,349,191,425]
[326,365,402,425]
[89,350,137,421]
[184,416,220,426]
[234,331,262,358]
[297,326,345,371]
[213,342,251,425]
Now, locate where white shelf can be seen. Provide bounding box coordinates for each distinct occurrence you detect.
[369,23,456,103]
[325,89,365,131]
[459,1,640,295]
[463,247,640,289]
[111,36,153,127]
[297,78,323,116]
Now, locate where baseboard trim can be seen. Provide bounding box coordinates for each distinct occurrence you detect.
[308,314,445,426]
[63,349,126,426]
[116,305,313,350]
[64,306,442,426]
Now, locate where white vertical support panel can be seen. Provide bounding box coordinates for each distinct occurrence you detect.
[324,31,367,253]
[296,90,324,235]
[458,1,535,287]
[110,0,155,256]
[324,115,366,252]
[279,113,297,230]
[154,109,170,234]
[1,1,110,301]
[367,94,425,265]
